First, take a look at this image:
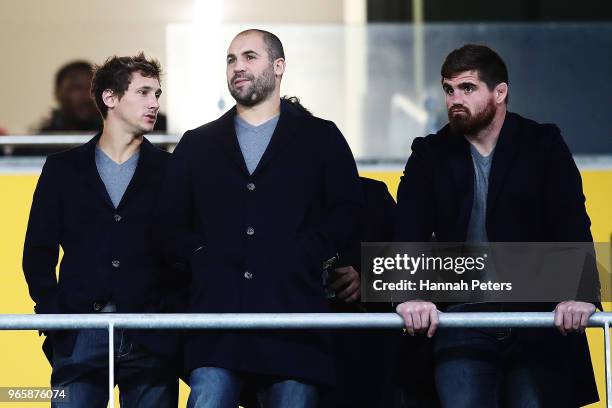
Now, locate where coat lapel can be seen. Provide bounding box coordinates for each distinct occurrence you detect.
[76,133,114,209]
[446,129,474,240]
[214,107,250,176]
[251,101,300,178]
[116,137,156,210]
[487,112,520,220]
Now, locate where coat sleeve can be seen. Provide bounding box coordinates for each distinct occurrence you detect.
[542,126,600,304]
[300,122,362,269]
[338,179,397,269]
[542,126,592,241]
[22,157,62,314]
[155,130,202,275]
[395,137,436,242]
[154,131,203,312]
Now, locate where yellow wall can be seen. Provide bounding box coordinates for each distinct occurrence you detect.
[1,170,610,406]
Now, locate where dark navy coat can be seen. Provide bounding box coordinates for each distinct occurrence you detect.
[334,177,396,274]
[157,100,362,385]
[321,177,405,408]
[396,112,599,406]
[23,135,180,361]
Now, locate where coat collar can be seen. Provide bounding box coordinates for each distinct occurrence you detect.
[213,100,302,177]
[75,132,158,210]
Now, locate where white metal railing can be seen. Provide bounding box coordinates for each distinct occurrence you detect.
[0,135,181,146]
[0,312,611,407]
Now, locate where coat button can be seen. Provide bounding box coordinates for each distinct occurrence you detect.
[244,271,253,279]
[93,302,102,311]
[113,214,122,222]
[246,227,255,236]
[246,182,256,191]
[111,260,120,268]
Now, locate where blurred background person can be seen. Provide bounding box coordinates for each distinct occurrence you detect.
[0,125,6,156]
[13,60,102,156]
[36,60,102,133]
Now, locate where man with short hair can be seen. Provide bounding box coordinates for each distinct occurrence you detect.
[23,53,178,407]
[395,44,599,406]
[158,29,362,407]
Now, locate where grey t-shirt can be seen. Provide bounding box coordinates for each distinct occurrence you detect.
[235,114,280,174]
[465,144,498,299]
[95,146,140,209]
[466,144,494,244]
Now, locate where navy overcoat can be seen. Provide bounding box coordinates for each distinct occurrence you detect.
[396,112,599,406]
[23,135,181,361]
[158,100,362,385]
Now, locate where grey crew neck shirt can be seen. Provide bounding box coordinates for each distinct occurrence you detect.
[234,114,280,175]
[466,144,494,244]
[95,146,140,209]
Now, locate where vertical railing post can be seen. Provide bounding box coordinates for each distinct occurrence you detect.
[109,323,115,408]
[604,320,611,408]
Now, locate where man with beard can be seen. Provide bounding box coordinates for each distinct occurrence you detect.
[394,44,599,406]
[157,29,361,407]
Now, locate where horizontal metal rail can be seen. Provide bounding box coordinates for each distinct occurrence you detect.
[0,135,181,146]
[0,312,612,329]
[0,312,612,330]
[1,313,610,408]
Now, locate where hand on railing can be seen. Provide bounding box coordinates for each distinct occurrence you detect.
[395,300,440,338]
[554,301,596,335]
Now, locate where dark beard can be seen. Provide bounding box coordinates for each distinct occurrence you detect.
[228,66,275,107]
[448,100,496,135]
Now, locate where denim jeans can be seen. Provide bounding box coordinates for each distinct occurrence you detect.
[433,305,542,408]
[187,366,318,408]
[51,329,177,407]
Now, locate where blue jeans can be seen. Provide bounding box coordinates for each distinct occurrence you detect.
[51,329,177,407]
[187,367,318,408]
[433,303,542,408]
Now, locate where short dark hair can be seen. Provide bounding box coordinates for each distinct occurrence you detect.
[441,44,508,100]
[55,61,93,90]
[238,29,285,62]
[91,52,162,118]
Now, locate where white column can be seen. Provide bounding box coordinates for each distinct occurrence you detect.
[343,0,367,158]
